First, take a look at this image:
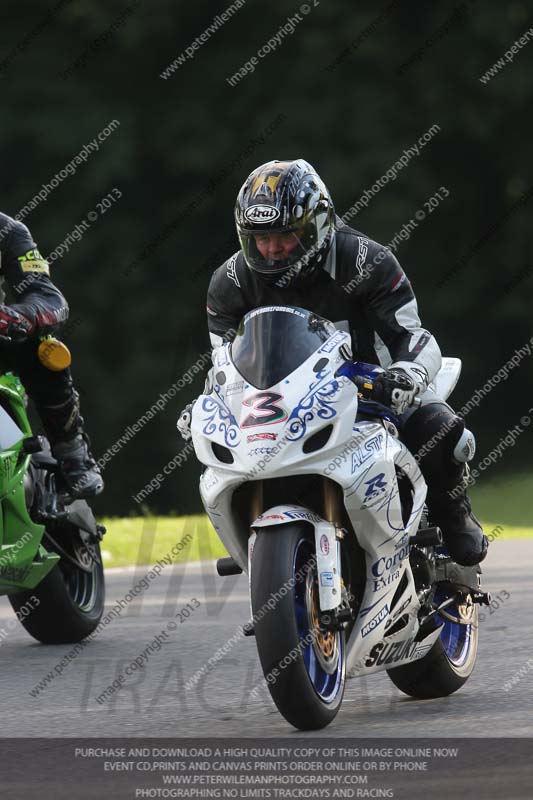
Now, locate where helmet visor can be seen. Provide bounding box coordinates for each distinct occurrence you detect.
[240,227,307,274]
[237,207,331,276]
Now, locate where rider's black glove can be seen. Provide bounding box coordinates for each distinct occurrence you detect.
[177,403,193,441]
[372,363,428,414]
[0,304,34,342]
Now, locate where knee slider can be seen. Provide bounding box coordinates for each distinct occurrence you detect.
[452,426,476,463]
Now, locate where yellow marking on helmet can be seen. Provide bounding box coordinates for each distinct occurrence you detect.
[265,173,282,193]
[251,162,292,197]
[251,173,266,196]
[251,173,274,196]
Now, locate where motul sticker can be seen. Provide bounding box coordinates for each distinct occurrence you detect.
[361,604,389,637]
[319,331,346,353]
[319,534,330,555]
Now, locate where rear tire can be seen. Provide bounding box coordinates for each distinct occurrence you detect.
[8,541,105,644]
[251,523,345,730]
[387,592,478,699]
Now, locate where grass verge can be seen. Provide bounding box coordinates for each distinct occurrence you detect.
[101,515,531,568]
[100,471,532,567]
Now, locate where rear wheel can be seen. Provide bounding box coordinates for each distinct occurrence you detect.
[8,536,105,644]
[251,523,345,730]
[387,585,478,698]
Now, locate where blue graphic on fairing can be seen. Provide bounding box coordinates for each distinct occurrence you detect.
[352,433,384,471]
[201,395,241,448]
[359,594,388,617]
[364,473,387,499]
[286,371,343,442]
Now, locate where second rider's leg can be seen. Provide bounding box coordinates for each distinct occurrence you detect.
[14,340,103,498]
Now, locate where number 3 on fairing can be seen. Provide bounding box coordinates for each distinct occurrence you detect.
[241,392,287,428]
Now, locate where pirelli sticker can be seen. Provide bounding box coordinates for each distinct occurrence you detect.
[17,248,50,274]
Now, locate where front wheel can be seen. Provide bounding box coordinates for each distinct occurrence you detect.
[251,523,345,730]
[8,539,105,644]
[386,586,478,698]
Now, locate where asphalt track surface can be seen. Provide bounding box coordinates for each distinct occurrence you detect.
[1,539,532,738]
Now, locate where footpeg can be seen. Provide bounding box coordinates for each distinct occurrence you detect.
[409,527,443,547]
[22,436,43,454]
[217,557,243,576]
[243,622,255,637]
[471,590,491,606]
[36,509,70,523]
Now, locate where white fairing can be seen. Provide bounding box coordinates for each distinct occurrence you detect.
[192,330,449,678]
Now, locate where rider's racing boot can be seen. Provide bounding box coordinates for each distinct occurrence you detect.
[38,389,104,498]
[52,433,104,498]
[427,464,488,566]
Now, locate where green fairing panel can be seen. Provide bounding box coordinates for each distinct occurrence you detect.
[0,375,58,592]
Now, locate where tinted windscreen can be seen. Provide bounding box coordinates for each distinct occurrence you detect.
[231,306,336,389]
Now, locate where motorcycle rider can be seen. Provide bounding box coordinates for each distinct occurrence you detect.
[0,212,103,497]
[179,159,487,567]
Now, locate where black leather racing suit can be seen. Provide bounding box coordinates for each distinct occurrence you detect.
[207,218,441,380]
[205,219,484,564]
[0,212,84,443]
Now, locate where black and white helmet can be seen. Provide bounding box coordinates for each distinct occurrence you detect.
[235,159,335,286]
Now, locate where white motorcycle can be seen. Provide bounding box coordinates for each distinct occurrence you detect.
[191,306,489,730]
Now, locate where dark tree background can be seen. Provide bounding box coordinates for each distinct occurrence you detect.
[0,1,531,515]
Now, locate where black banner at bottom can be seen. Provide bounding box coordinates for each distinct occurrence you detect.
[1,738,530,799]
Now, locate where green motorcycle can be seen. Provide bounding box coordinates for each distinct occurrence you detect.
[0,338,105,643]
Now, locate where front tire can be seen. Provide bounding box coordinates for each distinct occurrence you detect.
[8,541,105,644]
[251,523,345,730]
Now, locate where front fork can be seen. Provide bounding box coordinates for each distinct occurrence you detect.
[321,478,354,628]
[248,477,343,526]
[247,479,349,621]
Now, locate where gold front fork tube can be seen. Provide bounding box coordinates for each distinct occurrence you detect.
[323,477,341,525]
[250,481,263,524]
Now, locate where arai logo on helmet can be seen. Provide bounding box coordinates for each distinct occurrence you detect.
[244,205,280,224]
